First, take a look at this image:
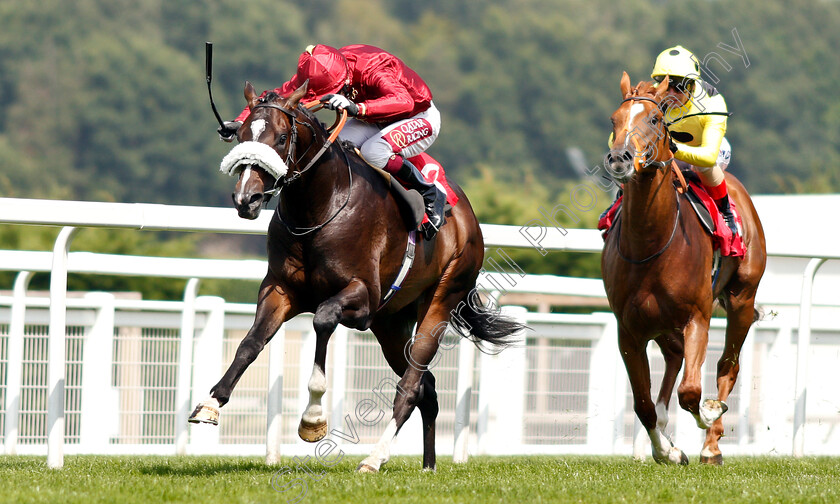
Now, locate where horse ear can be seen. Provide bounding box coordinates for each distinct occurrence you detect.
[287,78,309,107]
[620,71,632,98]
[654,75,669,101]
[244,81,259,109]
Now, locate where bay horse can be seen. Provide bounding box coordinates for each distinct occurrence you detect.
[188,80,523,472]
[601,72,766,465]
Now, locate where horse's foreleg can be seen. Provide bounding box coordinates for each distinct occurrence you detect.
[653,333,684,431]
[299,279,372,443]
[679,315,728,430]
[620,332,687,465]
[702,293,757,465]
[189,278,293,425]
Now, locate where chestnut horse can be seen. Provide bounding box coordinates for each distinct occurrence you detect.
[602,73,766,465]
[188,81,523,472]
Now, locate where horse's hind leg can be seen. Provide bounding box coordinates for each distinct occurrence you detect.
[358,297,453,473]
[621,330,688,465]
[189,276,294,424]
[417,372,439,470]
[299,279,372,442]
[701,290,758,465]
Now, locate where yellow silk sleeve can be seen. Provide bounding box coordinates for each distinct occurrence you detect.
[673,115,727,167]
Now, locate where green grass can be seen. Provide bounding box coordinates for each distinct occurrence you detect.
[2,455,839,504]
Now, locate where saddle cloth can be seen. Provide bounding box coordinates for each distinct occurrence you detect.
[363,150,459,230]
[597,180,745,258]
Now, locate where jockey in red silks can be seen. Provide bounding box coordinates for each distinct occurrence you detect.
[220,44,446,239]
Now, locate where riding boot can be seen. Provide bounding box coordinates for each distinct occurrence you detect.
[714,194,739,236]
[393,158,447,240]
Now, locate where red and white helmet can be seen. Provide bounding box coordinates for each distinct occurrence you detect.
[287,44,350,100]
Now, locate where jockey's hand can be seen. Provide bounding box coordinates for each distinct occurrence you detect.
[668,135,679,154]
[218,121,241,142]
[322,94,359,116]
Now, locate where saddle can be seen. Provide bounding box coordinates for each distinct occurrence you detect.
[597,169,745,258]
[350,146,458,232]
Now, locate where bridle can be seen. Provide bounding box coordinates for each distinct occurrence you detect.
[613,94,682,264]
[619,95,674,171]
[248,99,352,236]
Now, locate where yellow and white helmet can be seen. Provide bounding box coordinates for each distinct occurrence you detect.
[651,45,701,81]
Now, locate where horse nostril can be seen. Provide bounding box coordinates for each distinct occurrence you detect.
[248,193,263,206]
[621,150,633,162]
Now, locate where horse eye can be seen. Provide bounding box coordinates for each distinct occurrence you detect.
[650,116,659,125]
[278,134,288,144]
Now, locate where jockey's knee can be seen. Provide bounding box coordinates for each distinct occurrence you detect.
[359,139,393,169]
[694,163,725,187]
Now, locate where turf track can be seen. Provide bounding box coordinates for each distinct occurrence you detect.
[2,455,839,503]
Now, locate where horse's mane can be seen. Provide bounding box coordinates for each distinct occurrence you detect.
[255,91,328,131]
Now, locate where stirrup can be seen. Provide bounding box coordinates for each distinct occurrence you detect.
[722,212,738,236]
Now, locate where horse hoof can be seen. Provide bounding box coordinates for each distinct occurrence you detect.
[696,399,729,428]
[700,454,724,466]
[298,420,327,442]
[188,401,219,425]
[653,448,689,466]
[356,463,379,474]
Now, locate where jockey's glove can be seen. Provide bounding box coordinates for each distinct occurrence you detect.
[322,94,359,116]
[218,121,241,142]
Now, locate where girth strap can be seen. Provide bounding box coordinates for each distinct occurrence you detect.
[379,230,418,309]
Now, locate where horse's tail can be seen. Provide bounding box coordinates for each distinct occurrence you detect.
[449,293,528,354]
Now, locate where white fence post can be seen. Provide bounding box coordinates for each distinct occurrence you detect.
[453,336,475,463]
[793,258,827,457]
[493,306,527,454]
[738,326,756,450]
[79,292,119,451]
[175,278,200,455]
[586,314,621,454]
[475,346,494,455]
[189,296,225,452]
[4,271,32,455]
[47,226,78,469]
[266,326,286,465]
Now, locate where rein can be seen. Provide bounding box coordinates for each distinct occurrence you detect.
[614,191,681,264]
[253,100,351,236]
[613,94,683,263]
[620,96,674,172]
[255,102,348,195]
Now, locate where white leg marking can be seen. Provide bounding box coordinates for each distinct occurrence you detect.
[647,427,686,465]
[251,119,266,141]
[694,399,728,429]
[302,365,327,425]
[359,418,398,472]
[204,396,220,409]
[655,401,669,431]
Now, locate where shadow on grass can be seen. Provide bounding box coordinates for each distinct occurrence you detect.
[137,456,381,477]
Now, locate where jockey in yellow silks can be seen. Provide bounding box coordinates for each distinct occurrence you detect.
[651,45,737,236]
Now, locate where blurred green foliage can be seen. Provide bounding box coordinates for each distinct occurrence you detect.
[1,0,838,299]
